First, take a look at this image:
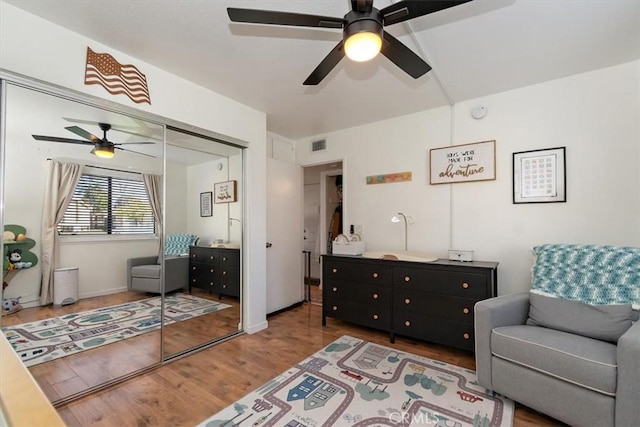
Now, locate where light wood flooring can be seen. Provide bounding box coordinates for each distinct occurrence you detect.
[54,300,563,427]
[1,289,240,403]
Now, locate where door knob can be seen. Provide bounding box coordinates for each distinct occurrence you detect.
[266,242,273,248]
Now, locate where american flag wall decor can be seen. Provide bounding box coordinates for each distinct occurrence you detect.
[84,47,151,104]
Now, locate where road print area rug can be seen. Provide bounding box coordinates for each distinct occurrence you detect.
[2,293,231,367]
[200,335,513,427]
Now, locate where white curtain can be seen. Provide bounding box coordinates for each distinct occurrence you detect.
[40,160,83,305]
[143,173,163,255]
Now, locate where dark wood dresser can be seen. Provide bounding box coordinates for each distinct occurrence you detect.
[322,255,498,351]
[189,246,240,298]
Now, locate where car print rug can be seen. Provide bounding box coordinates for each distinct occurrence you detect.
[2,293,230,367]
[199,335,513,427]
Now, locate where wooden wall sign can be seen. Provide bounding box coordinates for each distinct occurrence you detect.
[84,47,151,105]
[430,140,496,184]
[366,171,412,185]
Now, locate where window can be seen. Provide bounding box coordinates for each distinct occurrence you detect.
[58,172,155,236]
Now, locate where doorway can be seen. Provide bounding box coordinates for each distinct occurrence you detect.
[302,162,343,305]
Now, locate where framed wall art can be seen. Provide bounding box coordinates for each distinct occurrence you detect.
[200,191,212,217]
[513,147,566,204]
[214,180,237,204]
[430,140,496,184]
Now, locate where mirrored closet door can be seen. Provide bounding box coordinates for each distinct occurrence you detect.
[0,79,244,405]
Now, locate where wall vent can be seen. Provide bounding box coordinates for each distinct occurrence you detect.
[311,139,326,152]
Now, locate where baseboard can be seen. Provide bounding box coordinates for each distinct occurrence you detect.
[79,286,128,300]
[245,320,268,334]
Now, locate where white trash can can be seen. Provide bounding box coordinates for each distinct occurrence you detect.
[53,267,79,306]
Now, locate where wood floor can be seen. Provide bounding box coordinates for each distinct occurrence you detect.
[55,301,564,427]
[2,289,240,403]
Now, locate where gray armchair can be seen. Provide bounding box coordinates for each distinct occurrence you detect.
[475,244,640,427]
[127,255,189,294]
[127,233,198,294]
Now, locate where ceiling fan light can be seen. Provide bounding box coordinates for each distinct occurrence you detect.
[345,31,382,62]
[94,146,115,159]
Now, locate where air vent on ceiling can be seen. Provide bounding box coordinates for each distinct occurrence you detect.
[311,139,326,152]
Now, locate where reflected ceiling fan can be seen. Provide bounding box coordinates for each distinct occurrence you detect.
[228,0,472,85]
[32,123,156,159]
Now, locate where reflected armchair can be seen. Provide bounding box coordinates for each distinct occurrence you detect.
[127,234,199,294]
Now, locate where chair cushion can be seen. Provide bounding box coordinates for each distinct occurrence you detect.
[131,264,161,279]
[164,233,198,256]
[492,325,618,396]
[527,292,633,342]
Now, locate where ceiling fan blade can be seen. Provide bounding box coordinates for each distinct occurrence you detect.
[228,8,344,29]
[380,31,431,79]
[32,135,94,145]
[303,41,345,85]
[380,0,473,26]
[65,125,100,142]
[113,141,156,146]
[114,146,156,158]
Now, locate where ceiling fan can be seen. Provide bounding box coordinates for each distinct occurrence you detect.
[228,0,473,85]
[32,123,156,159]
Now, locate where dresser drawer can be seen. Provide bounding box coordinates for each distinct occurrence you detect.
[393,312,474,351]
[218,250,240,266]
[219,280,240,297]
[393,290,476,324]
[323,282,390,306]
[324,298,391,331]
[324,259,392,286]
[393,267,487,298]
[190,246,218,263]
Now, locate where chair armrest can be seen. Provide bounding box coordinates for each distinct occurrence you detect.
[616,319,640,426]
[164,256,190,291]
[126,256,159,289]
[474,292,531,390]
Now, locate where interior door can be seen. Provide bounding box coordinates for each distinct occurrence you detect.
[266,158,303,314]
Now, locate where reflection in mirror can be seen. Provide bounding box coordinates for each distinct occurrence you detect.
[1,83,164,403]
[161,128,243,359]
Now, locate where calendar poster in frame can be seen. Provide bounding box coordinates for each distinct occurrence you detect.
[513,147,566,204]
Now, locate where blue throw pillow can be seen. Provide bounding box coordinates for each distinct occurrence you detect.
[165,234,198,256]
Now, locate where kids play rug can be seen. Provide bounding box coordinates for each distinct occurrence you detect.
[2,293,231,367]
[200,335,513,427]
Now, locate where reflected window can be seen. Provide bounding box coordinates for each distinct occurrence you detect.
[58,170,154,236]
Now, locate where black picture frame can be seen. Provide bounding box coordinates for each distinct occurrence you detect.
[200,191,213,217]
[513,147,566,204]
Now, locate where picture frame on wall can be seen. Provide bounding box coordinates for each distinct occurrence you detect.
[214,180,237,204]
[513,147,566,204]
[430,140,496,184]
[200,191,213,217]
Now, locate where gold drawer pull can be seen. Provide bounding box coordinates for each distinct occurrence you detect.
[332,305,338,311]
[463,307,470,314]
[372,272,379,278]
[373,314,379,320]
[332,268,338,273]
[210,269,214,273]
[462,282,469,289]
[332,287,338,292]
[373,293,379,299]
[210,282,214,286]
[223,284,227,288]
[404,298,411,305]
[222,257,227,261]
[192,254,196,258]
[223,271,227,275]
[210,256,214,260]
[192,279,196,282]
[463,333,470,340]
[192,266,196,270]
[404,276,411,282]
[405,320,411,327]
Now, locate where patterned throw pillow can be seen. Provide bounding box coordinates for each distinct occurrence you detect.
[164,234,199,256]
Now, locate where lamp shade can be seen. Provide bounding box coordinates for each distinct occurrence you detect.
[343,17,383,63]
[94,146,115,159]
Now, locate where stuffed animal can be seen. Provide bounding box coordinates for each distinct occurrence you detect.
[6,248,31,269]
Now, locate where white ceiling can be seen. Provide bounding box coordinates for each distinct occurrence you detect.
[5,0,640,140]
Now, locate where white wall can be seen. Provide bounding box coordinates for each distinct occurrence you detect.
[296,61,640,296]
[0,2,268,333]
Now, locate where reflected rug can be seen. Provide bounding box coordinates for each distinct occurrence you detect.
[200,335,513,427]
[1,293,231,367]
